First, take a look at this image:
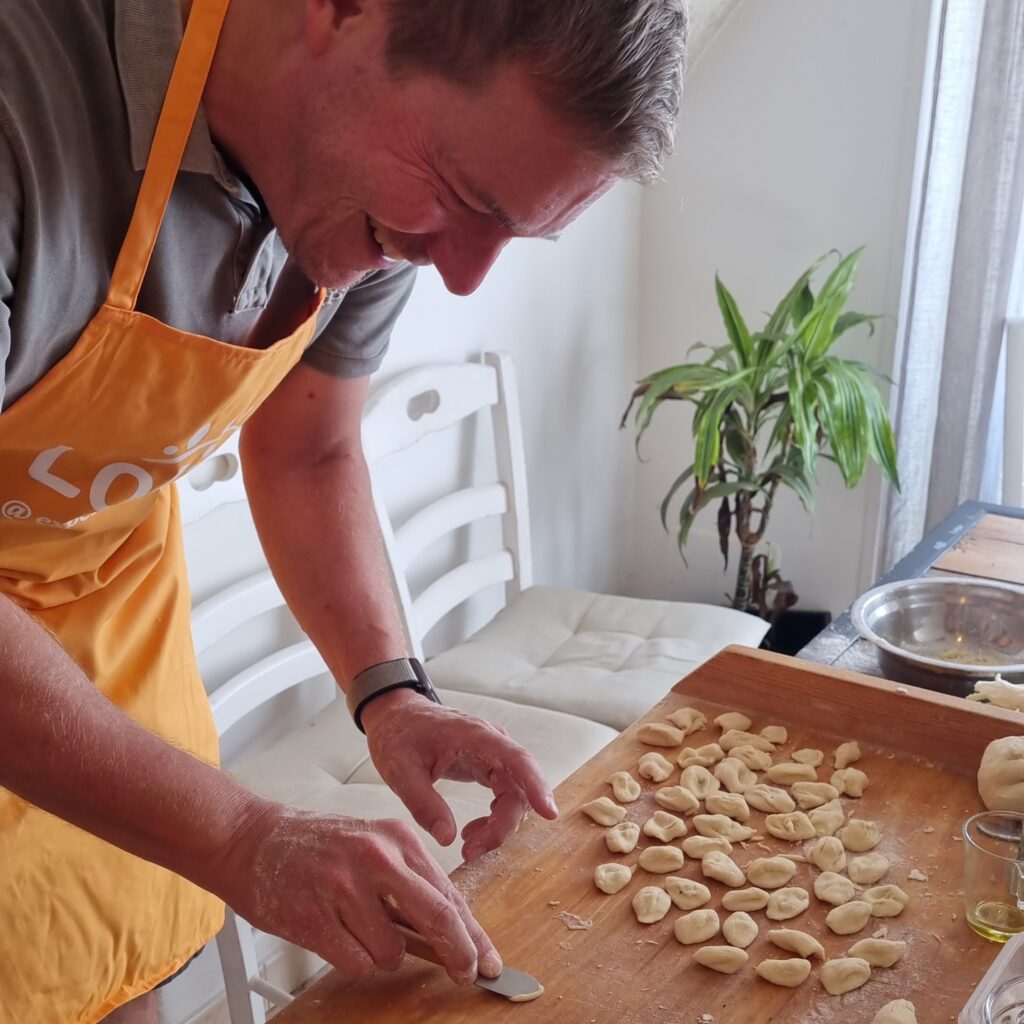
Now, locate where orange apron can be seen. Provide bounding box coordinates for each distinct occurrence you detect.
[0,0,324,1019]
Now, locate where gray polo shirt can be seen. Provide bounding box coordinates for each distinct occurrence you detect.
[0,0,416,411]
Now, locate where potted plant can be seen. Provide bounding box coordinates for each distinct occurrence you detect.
[621,249,900,654]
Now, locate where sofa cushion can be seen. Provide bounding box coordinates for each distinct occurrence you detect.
[425,585,768,730]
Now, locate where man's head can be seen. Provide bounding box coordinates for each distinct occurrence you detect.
[208,0,686,293]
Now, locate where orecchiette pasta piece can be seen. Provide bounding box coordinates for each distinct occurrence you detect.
[791,782,840,810]
[704,791,750,822]
[693,814,755,842]
[825,900,872,935]
[809,799,847,837]
[722,887,770,912]
[873,1001,918,1024]
[681,835,731,858]
[792,748,824,766]
[581,796,625,826]
[673,908,720,945]
[840,819,882,852]
[832,767,869,797]
[746,856,797,890]
[848,852,890,884]
[729,744,774,772]
[848,938,907,967]
[722,911,759,948]
[862,884,909,917]
[605,821,641,854]
[643,811,687,842]
[632,886,671,924]
[811,836,847,873]
[638,752,674,782]
[693,945,748,974]
[720,729,775,753]
[745,784,796,814]
[760,725,788,745]
[701,851,746,888]
[665,875,711,910]
[654,786,700,814]
[766,762,818,785]
[638,722,685,747]
[767,928,825,960]
[677,743,725,769]
[714,757,758,794]
[638,845,685,874]
[765,811,816,842]
[820,957,872,996]
[666,707,707,736]
[714,711,752,732]
[834,740,862,770]
[814,871,858,906]
[680,764,720,800]
[755,957,812,987]
[594,863,633,894]
[765,887,809,921]
[608,771,641,803]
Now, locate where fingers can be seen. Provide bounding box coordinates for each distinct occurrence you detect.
[496,743,559,820]
[386,763,459,846]
[460,782,529,861]
[312,916,377,978]
[335,892,407,973]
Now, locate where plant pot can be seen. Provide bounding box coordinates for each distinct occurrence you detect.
[759,609,832,657]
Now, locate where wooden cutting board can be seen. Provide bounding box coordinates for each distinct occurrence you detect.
[275,646,1024,1024]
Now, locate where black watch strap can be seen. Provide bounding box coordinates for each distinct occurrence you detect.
[347,657,442,734]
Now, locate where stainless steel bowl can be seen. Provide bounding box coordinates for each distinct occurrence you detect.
[851,577,1024,696]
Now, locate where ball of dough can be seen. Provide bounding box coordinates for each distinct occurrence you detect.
[761,725,788,745]
[848,852,889,884]
[873,999,918,1024]
[606,821,641,854]
[714,757,758,794]
[594,863,633,894]
[848,938,907,967]
[791,782,840,810]
[715,711,752,732]
[677,743,725,769]
[746,784,796,814]
[729,744,774,772]
[638,722,685,747]
[581,797,626,826]
[834,741,862,770]
[655,786,700,814]
[704,791,750,822]
[767,928,825,960]
[666,707,707,735]
[638,752,674,782]
[832,767,869,798]
[701,850,746,888]
[820,957,872,996]
[792,748,824,766]
[862,884,909,918]
[639,845,685,874]
[693,945,748,974]
[755,957,812,987]
[643,811,687,843]
[632,886,671,924]
[809,799,847,837]
[746,856,797,890]
[814,871,858,907]
[665,875,711,910]
[673,908,720,945]
[722,911,758,949]
[766,887,809,921]
[720,729,775,753]
[811,836,847,873]
[608,771,641,803]
[680,764,721,799]
[767,762,818,785]
[840,819,882,852]
[694,814,755,842]
[681,835,731,858]
[978,735,1024,811]
[722,887,770,912]
[765,811,816,842]
[825,900,872,935]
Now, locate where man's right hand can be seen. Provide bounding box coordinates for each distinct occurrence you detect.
[212,801,503,984]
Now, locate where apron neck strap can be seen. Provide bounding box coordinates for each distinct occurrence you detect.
[107,0,231,312]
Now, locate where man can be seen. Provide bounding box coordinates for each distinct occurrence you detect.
[0,0,686,1020]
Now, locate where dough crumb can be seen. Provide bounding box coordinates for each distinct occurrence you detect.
[908,868,928,881]
[555,911,593,930]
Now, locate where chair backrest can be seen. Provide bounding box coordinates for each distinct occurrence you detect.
[362,351,532,658]
[1005,317,1024,506]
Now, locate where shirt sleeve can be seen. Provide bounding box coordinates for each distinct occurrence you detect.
[302,261,417,379]
[0,122,21,412]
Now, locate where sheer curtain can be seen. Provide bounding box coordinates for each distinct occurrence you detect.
[878,0,1024,571]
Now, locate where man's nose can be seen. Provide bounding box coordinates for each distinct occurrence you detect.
[428,229,510,297]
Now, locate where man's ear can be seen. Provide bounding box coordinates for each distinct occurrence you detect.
[304,0,365,56]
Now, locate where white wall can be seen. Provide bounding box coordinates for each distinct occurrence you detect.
[630,0,931,615]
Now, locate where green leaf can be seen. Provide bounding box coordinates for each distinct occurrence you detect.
[716,274,754,369]
[802,249,865,360]
[659,464,695,530]
[766,458,816,512]
[833,311,880,342]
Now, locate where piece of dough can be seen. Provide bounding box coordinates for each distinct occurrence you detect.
[581,797,625,826]
[746,856,797,890]
[666,707,707,735]
[665,875,711,910]
[715,711,752,732]
[673,908,720,945]
[848,852,889,884]
[755,957,812,987]
[638,751,674,782]
[766,762,818,785]
[834,741,861,770]
[862,884,909,918]
[791,782,840,810]
[606,821,641,854]
[638,722,685,747]
[594,863,633,894]
[728,744,774,772]
[831,767,869,798]
[608,771,641,803]
[811,836,847,873]
[848,938,907,967]
[714,757,758,794]
[840,819,881,852]
[701,850,746,887]
[792,748,824,767]
[978,735,1024,811]
[639,845,685,874]
[765,812,816,842]
[632,885,671,924]
[809,799,847,837]
[680,764,721,800]
[766,887,809,921]
[655,786,700,814]
[745,784,796,814]
[820,957,871,996]
[873,1000,918,1024]
[677,743,725,769]
[825,900,872,935]
[693,814,755,842]
[767,928,825,960]
[681,835,731,858]
[720,729,775,753]
[760,725,788,745]
[722,887,770,912]
[705,792,750,822]
[814,871,857,906]
[693,945,748,974]
[643,811,687,842]
[719,911,757,949]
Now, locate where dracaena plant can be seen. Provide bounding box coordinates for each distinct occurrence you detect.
[621,249,900,616]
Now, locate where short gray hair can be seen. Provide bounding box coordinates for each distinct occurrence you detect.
[384,0,688,184]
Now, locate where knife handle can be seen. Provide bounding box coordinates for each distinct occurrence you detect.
[394,923,445,967]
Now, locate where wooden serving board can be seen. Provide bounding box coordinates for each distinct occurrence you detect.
[276,646,1024,1024]
[932,512,1024,586]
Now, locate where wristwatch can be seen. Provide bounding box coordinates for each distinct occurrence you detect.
[347,657,442,734]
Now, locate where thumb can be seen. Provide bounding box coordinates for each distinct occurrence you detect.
[388,765,458,846]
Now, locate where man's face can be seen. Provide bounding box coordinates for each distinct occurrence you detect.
[254,7,617,293]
